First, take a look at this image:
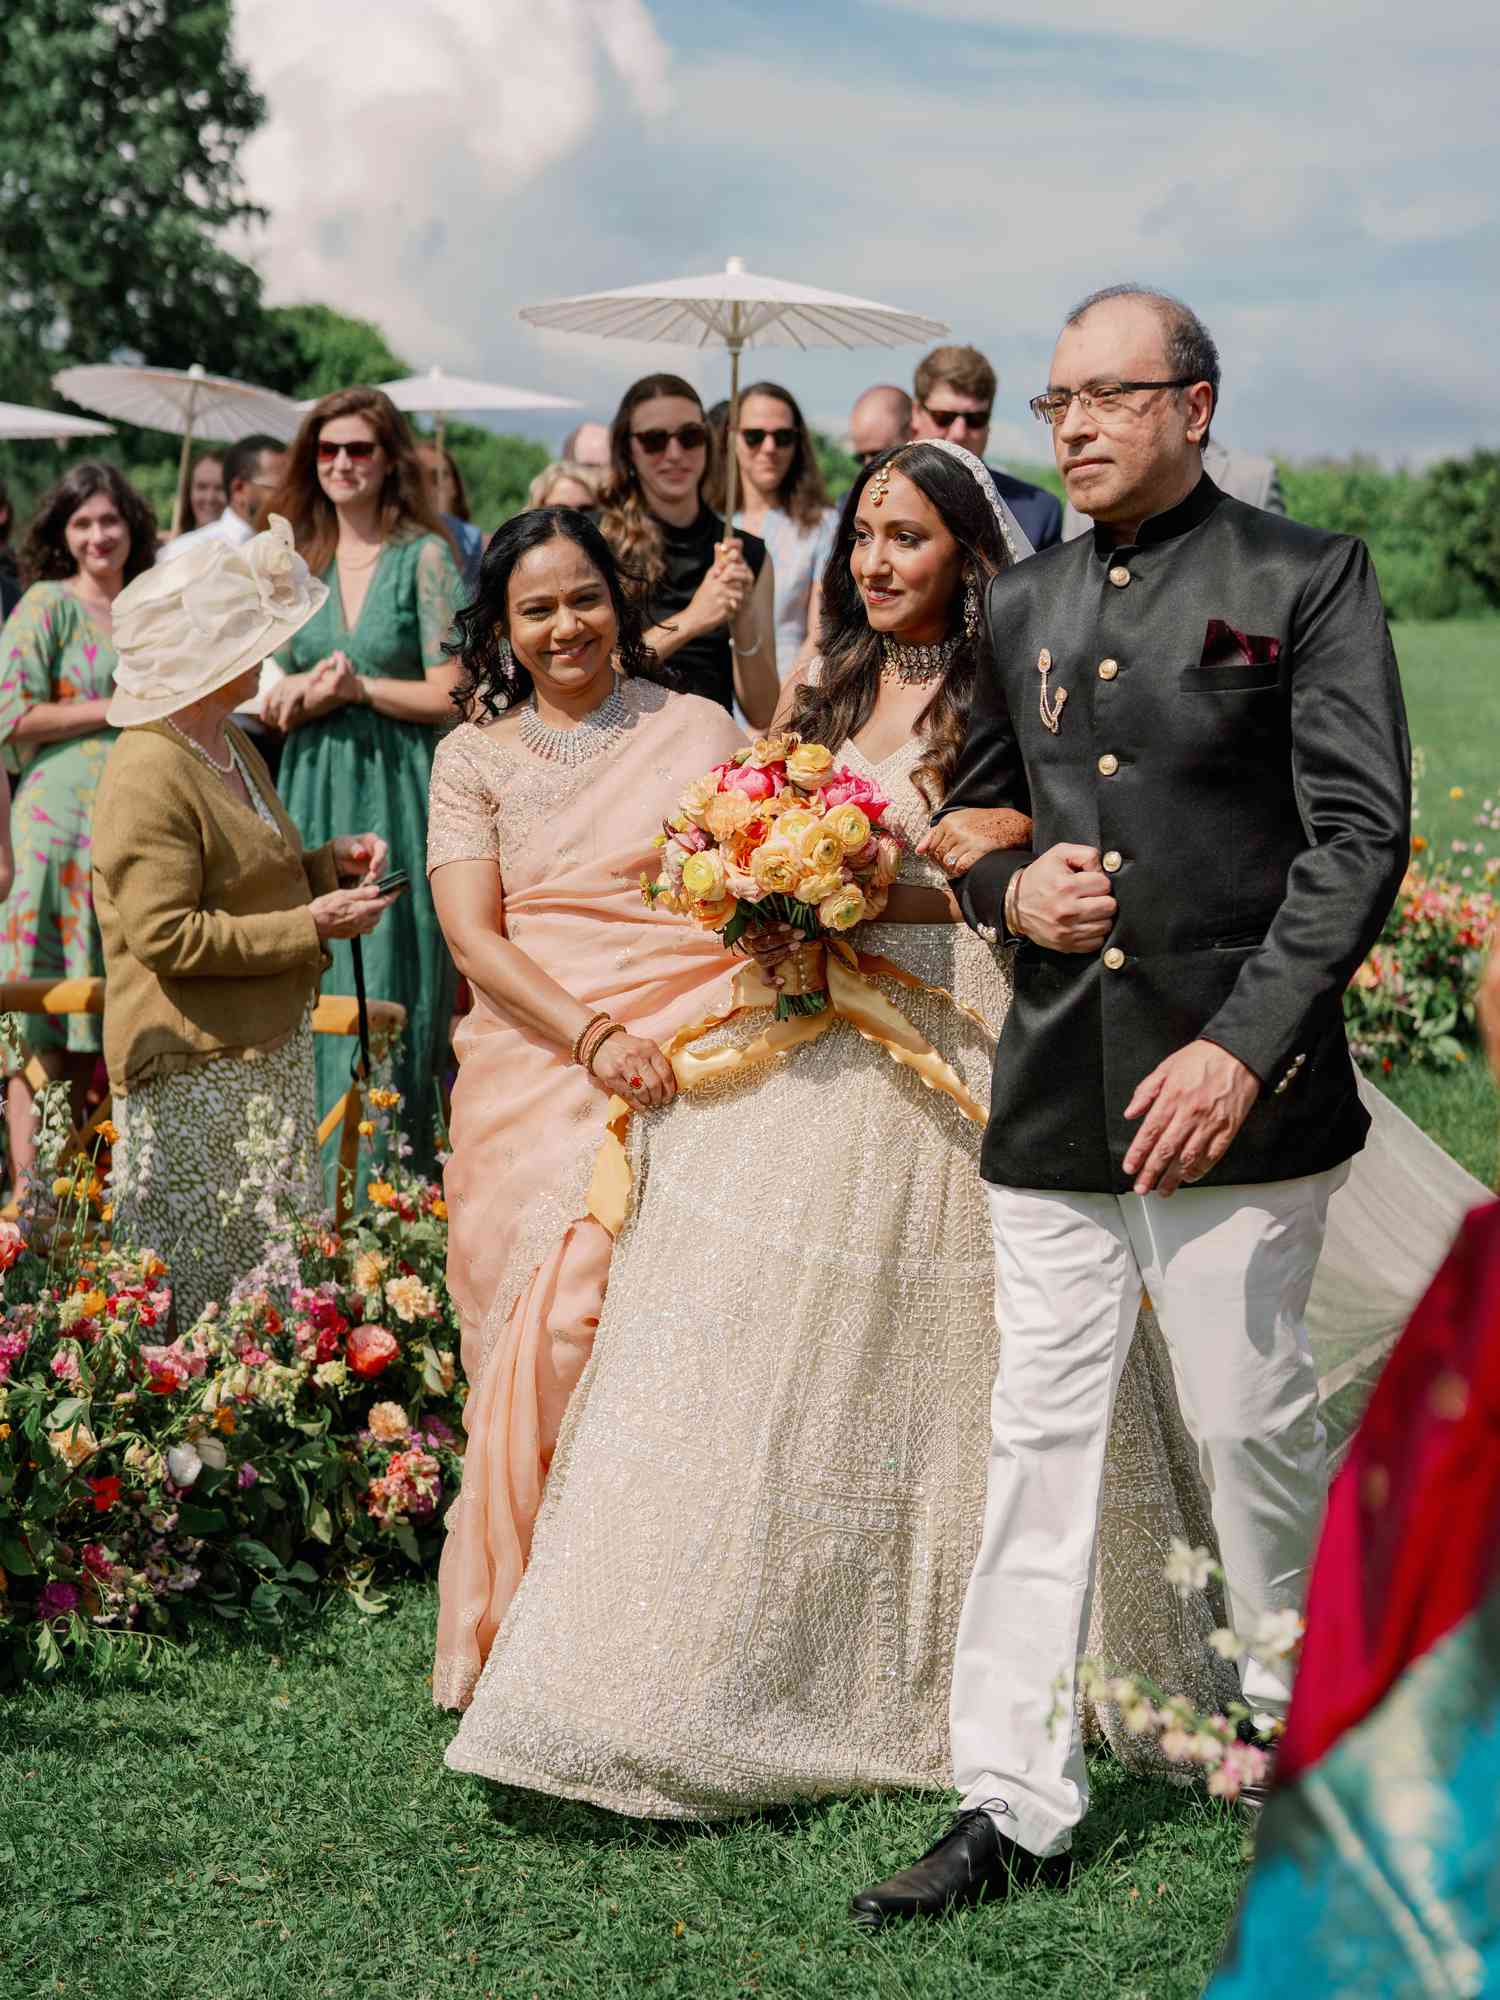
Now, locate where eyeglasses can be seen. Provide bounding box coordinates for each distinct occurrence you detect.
[631,423,708,456]
[740,427,797,450]
[921,403,991,432]
[852,445,895,467]
[316,439,379,462]
[1029,379,1195,427]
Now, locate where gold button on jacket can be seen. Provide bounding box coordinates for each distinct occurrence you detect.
[1102,850,1122,873]
[1097,752,1119,776]
[1098,658,1119,680]
[1108,565,1130,588]
[1102,946,1126,970]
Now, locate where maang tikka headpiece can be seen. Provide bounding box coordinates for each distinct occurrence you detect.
[869,457,899,507]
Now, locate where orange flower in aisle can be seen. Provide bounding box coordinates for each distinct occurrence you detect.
[642,734,900,1018]
[347,1323,400,1379]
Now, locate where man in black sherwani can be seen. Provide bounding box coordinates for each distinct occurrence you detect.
[852,286,1410,1926]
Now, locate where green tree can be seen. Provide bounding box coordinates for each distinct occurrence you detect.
[259,305,410,403]
[1422,450,1500,611]
[0,0,270,394]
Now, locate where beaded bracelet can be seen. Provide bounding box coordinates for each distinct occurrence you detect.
[570,1011,612,1067]
[582,1021,627,1075]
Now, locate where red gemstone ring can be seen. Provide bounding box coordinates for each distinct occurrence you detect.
[630,1075,643,1088]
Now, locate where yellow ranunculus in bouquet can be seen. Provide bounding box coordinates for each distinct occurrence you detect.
[642,733,903,1017]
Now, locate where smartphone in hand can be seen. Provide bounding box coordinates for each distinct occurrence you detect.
[375,869,410,898]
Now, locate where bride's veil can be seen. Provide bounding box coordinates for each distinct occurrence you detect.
[923,437,1036,567]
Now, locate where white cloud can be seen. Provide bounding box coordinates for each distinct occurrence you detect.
[235,0,670,366]
[227,0,1498,463]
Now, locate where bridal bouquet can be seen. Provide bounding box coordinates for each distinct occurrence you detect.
[642,732,902,1017]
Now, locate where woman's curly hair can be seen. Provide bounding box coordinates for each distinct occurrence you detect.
[20,462,158,587]
[447,506,681,720]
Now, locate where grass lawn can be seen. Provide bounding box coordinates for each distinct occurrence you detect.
[2,1584,1251,2000]
[2,619,1492,2000]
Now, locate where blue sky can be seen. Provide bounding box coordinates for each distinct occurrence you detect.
[234,0,1498,465]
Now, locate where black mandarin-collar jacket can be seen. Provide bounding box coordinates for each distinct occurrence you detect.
[943,474,1410,1193]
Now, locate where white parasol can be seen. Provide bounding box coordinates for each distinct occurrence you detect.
[52,363,304,532]
[377,366,580,461]
[0,399,115,443]
[519,256,948,521]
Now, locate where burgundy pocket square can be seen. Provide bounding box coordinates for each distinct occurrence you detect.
[1201,619,1281,668]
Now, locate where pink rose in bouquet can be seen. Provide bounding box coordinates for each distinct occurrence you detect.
[642,732,900,1018]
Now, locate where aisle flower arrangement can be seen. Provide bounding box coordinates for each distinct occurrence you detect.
[642,731,902,1017]
[0,1071,466,1683]
[1345,753,1498,1072]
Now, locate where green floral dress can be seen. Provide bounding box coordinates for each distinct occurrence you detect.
[0,582,118,1054]
[279,532,462,1180]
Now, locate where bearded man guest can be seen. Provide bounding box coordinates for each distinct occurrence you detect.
[851,284,1411,1924]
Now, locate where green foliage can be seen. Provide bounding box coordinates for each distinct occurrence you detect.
[258,304,410,404]
[813,428,860,501]
[1280,456,1495,620]
[0,0,269,394]
[443,420,550,532]
[1421,449,1500,609]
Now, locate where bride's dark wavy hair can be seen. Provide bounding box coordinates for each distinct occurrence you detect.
[788,443,1017,809]
[447,506,680,719]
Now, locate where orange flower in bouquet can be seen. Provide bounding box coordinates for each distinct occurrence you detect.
[643,733,903,1018]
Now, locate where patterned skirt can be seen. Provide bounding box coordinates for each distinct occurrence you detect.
[111,1018,321,1331]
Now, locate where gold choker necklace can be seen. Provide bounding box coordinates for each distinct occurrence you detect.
[881,633,961,686]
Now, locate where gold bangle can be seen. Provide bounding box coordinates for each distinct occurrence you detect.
[578,1016,621,1073]
[570,1011,611,1066]
[584,1022,626,1075]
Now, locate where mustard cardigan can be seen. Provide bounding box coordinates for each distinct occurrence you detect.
[92,721,339,1094]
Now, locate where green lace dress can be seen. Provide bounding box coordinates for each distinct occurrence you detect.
[278,532,462,1180]
[0,582,118,1055]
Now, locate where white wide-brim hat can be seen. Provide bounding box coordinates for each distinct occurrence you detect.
[107,514,328,727]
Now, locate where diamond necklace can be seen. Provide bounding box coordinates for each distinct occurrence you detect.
[881,633,962,687]
[516,682,631,765]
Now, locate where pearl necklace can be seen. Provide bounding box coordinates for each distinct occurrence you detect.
[517,683,631,766]
[881,633,961,687]
[164,716,236,774]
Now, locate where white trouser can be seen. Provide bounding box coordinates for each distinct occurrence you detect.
[950,1169,1344,1858]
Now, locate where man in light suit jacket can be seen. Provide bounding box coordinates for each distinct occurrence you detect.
[1063,436,1284,539]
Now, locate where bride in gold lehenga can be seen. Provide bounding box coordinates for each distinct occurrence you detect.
[443,443,1242,1813]
[444,443,1481,1818]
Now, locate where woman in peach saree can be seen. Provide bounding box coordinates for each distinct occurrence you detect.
[427,506,776,1709]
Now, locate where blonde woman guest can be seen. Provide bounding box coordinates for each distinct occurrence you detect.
[597,374,779,729]
[0,463,156,1190]
[93,519,396,1325]
[708,380,838,680]
[526,460,599,511]
[416,440,485,593]
[260,388,465,1180]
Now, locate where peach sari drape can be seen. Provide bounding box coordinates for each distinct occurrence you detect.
[426,682,744,1709]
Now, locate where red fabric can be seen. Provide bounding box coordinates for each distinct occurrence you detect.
[1278,1199,1500,1785]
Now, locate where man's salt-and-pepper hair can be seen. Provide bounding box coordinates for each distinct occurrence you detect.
[1065,285,1220,441]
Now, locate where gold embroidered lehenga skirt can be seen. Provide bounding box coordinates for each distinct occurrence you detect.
[444,904,1233,1815]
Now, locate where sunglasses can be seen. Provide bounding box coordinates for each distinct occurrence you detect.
[316,439,379,462]
[631,423,708,456]
[922,404,991,431]
[740,427,797,450]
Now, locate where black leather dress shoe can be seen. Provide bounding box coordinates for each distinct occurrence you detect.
[848,1805,1073,1927]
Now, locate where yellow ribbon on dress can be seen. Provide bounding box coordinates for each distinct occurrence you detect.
[586,942,993,1236]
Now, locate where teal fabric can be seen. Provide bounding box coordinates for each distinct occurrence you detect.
[1209,1585,1500,1997]
[278,532,461,1185]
